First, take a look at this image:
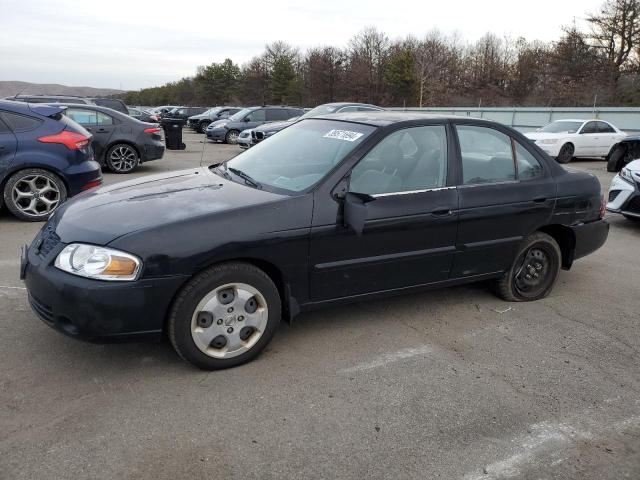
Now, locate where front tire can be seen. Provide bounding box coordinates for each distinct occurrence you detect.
[105,144,140,173]
[3,168,67,222]
[168,262,281,370]
[199,122,210,134]
[491,232,561,302]
[225,129,240,144]
[607,146,626,172]
[556,143,574,164]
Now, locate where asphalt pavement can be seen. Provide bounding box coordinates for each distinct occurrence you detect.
[1,130,639,479]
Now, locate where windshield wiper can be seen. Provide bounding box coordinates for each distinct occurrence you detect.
[228,167,262,189]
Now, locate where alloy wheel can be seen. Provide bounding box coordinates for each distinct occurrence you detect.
[109,145,138,172]
[191,283,268,359]
[11,175,61,217]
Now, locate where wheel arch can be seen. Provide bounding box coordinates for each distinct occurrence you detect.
[538,224,576,270]
[163,257,294,336]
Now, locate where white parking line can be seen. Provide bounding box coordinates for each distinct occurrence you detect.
[0,285,26,290]
[340,345,433,373]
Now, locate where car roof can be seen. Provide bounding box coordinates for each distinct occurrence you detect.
[55,103,129,119]
[313,111,477,127]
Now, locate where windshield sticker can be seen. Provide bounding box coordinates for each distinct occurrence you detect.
[324,129,364,142]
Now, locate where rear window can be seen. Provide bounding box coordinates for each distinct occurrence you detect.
[0,112,43,132]
[92,98,127,112]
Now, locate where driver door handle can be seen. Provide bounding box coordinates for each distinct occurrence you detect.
[431,207,454,217]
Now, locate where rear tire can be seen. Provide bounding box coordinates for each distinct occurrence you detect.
[105,144,140,173]
[199,122,209,134]
[556,143,574,164]
[168,262,281,370]
[607,146,626,172]
[491,232,561,302]
[3,168,67,222]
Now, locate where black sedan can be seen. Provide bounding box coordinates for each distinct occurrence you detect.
[22,113,609,370]
[63,105,164,173]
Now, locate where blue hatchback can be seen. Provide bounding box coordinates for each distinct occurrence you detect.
[0,100,102,221]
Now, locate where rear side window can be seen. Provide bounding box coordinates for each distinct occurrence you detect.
[0,112,43,132]
[0,116,11,134]
[457,125,515,185]
[597,121,615,133]
[66,108,98,125]
[287,109,303,118]
[96,112,113,125]
[265,109,290,121]
[514,141,543,180]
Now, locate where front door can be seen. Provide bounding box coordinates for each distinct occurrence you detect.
[451,123,555,278]
[309,124,458,301]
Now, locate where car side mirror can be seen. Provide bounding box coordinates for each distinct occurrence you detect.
[343,192,374,236]
[244,117,251,122]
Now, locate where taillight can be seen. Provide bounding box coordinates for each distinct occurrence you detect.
[39,130,90,150]
[144,127,161,135]
[599,194,606,219]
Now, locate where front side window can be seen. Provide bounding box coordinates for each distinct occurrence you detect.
[350,125,448,195]
[247,109,266,122]
[66,109,98,125]
[219,119,375,193]
[457,125,515,185]
[0,112,43,132]
[581,122,598,134]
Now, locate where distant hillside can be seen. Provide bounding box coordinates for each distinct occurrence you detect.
[0,81,124,98]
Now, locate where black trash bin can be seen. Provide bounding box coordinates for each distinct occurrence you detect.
[161,118,186,150]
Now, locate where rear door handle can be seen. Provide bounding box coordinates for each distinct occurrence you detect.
[533,197,547,203]
[431,207,454,217]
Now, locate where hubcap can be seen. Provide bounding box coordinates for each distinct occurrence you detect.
[191,283,268,359]
[110,146,137,171]
[11,175,60,217]
[227,132,239,144]
[514,247,550,296]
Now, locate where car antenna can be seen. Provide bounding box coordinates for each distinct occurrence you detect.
[13,83,30,100]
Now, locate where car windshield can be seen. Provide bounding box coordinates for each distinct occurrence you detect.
[299,104,341,119]
[216,119,375,193]
[539,121,583,134]
[228,108,253,122]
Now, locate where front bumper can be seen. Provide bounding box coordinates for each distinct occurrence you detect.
[22,231,188,342]
[533,142,561,157]
[206,128,227,142]
[606,175,640,218]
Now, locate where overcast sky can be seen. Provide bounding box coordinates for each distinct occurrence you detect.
[0,0,604,91]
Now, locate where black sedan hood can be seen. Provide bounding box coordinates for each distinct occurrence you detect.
[54,167,287,245]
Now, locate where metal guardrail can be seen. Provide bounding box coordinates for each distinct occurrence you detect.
[389,107,640,135]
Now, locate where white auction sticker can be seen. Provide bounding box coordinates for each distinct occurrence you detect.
[323,129,364,142]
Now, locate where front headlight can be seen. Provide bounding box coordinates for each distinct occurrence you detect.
[619,167,634,184]
[537,139,558,145]
[55,244,141,281]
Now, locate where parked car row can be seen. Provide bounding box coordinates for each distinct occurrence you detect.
[187,107,242,133]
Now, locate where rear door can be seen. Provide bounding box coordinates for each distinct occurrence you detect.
[266,108,291,123]
[0,114,18,175]
[596,121,623,156]
[451,122,554,278]
[244,108,266,129]
[65,108,115,161]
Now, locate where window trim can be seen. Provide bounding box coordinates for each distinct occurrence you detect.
[371,185,457,198]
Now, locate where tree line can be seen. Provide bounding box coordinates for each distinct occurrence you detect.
[119,0,640,108]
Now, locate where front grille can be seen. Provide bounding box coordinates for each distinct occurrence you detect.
[28,295,54,323]
[609,190,620,202]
